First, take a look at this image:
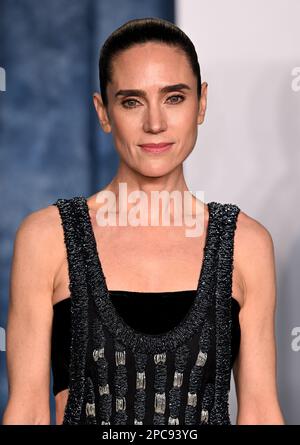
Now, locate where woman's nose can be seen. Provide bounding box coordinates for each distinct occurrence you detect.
[142,104,167,133]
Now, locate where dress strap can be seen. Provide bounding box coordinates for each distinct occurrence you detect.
[52,196,90,424]
[209,202,241,424]
[53,197,88,295]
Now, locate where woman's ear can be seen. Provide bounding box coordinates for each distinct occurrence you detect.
[197,82,208,125]
[93,92,112,133]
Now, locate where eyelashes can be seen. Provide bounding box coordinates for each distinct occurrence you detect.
[121,94,185,109]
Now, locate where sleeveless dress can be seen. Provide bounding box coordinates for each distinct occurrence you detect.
[52,196,241,425]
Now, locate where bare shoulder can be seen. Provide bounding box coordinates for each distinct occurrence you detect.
[17,203,61,234]
[15,203,65,281]
[234,209,274,251]
[233,209,276,308]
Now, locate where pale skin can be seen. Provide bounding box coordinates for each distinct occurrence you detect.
[2,42,285,425]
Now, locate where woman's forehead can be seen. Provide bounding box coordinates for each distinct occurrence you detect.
[113,42,186,66]
[110,44,194,87]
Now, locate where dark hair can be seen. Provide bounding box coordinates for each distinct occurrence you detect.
[99,17,201,109]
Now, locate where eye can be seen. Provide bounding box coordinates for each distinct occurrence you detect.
[121,98,140,109]
[166,94,185,104]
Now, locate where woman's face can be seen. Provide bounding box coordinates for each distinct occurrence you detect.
[94,42,207,178]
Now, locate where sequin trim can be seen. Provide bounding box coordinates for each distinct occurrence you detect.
[209,204,240,425]
[168,344,190,425]
[85,377,96,425]
[184,319,215,424]
[113,339,128,424]
[92,317,111,423]
[153,351,167,424]
[133,352,148,424]
[54,198,90,425]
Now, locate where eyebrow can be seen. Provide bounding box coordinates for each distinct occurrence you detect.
[114,83,192,99]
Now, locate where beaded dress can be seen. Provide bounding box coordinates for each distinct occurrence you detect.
[52,196,240,425]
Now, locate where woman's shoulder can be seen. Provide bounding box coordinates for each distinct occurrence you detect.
[233,207,274,252]
[17,199,66,239]
[15,200,69,273]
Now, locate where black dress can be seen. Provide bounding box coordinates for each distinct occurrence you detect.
[51,196,241,425]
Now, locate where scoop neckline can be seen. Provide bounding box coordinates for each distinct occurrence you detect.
[78,196,219,353]
[52,290,197,308]
[53,293,241,308]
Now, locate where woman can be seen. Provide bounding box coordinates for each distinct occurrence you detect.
[3,17,284,425]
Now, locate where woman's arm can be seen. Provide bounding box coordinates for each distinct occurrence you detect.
[233,212,285,425]
[2,207,60,425]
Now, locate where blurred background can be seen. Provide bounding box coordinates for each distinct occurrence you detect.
[0,0,299,425]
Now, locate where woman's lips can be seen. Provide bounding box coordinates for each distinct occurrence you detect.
[139,142,174,153]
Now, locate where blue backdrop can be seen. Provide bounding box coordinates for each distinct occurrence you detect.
[0,0,174,424]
